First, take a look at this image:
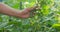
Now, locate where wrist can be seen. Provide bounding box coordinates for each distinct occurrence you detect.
[16,11,22,18]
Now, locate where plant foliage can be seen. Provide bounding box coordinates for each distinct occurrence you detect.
[0,0,60,32]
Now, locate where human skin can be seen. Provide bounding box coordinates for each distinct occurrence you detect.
[0,3,37,18]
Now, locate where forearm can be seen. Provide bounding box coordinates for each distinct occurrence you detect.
[0,2,2,13]
[0,3,21,17]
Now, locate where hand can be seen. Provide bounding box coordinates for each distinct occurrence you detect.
[19,6,38,18]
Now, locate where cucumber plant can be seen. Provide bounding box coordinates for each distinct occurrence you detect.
[0,0,60,32]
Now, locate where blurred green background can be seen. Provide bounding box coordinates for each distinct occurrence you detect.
[0,0,60,32]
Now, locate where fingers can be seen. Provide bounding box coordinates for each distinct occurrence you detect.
[20,11,36,18]
[20,13,30,18]
[29,11,36,18]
